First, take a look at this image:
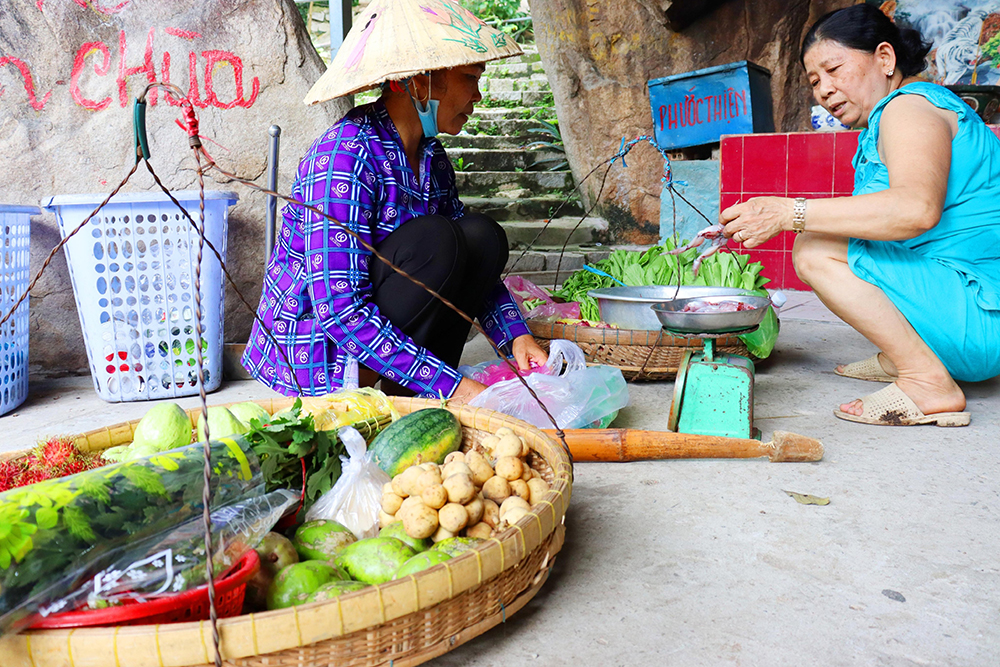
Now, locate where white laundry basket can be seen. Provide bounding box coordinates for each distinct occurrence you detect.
[43,191,237,402]
[0,205,34,415]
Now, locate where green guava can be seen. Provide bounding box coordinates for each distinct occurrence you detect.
[430,537,485,558]
[266,561,348,610]
[131,402,192,452]
[379,521,432,553]
[228,401,272,428]
[101,445,129,463]
[245,532,301,611]
[293,520,358,562]
[305,580,369,603]
[195,406,249,442]
[335,537,416,585]
[393,551,452,579]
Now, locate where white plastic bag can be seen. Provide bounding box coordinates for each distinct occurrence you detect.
[466,340,629,430]
[304,426,391,539]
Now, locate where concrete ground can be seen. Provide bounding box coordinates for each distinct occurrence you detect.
[3,291,998,666]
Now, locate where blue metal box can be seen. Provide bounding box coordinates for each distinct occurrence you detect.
[648,61,775,150]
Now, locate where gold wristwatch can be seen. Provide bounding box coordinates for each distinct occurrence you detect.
[792,198,807,234]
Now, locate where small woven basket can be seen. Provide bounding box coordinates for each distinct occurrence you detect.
[0,397,572,667]
[527,318,754,381]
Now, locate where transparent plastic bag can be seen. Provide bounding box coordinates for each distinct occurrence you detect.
[304,426,391,539]
[0,437,268,635]
[51,489,298,615]
[467,340,630,430]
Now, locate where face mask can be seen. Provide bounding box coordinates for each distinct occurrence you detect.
[407,74,439,138]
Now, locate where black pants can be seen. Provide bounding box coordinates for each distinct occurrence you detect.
[368,213,509,395]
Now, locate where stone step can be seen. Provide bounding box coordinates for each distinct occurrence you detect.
[464,117,556,136]
[446,147,565,171]
[455,170,575,196]
[500,216,608,250]
[441,134,529,150]
[503,244,655,287]
[471,106,550,121]
[482,91,554,106]
[484,61,548,77]
[482,77,551,94]
[463,195,585,221]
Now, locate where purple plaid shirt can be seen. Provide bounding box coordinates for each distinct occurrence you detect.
[242,101,530,398]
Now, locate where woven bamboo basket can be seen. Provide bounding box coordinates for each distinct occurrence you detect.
[0,397,572,667]
[527,319,755,381]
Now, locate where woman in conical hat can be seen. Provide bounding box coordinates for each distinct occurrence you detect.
[243,0,548,402]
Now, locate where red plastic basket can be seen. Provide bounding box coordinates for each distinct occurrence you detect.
[28,549,260,629]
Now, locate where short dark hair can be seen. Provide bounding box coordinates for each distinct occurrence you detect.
[801,4,932,78]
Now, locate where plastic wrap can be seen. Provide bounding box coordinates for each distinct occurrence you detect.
[467,340,630,430]
[37,489,297,619]
[303,427,391,539]
[0,437,266,635]
[297,387,401,430]
[504,275,581,322]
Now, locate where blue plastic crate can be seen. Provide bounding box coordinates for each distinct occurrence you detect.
[0,205,34,416]
[648,60,775,150]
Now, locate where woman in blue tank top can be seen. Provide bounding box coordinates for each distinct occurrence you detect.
[720,4,1000,427]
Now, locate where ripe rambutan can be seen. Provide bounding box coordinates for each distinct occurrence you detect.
[37,437,79,469]
[0,460,25,492]
[61,458,95,477]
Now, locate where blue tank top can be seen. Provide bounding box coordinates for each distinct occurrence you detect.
[851,82,1000,311]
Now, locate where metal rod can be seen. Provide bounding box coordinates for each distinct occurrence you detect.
[265,124,281,259]
[330,0,352,59]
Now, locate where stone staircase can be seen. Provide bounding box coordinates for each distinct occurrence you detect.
[438,45,612,286]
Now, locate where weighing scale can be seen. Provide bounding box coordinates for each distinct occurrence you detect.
[652,294,772,440]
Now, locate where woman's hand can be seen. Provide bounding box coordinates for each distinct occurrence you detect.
[511,334,548,371]
[449,377,487,405]
[720,197,794,248]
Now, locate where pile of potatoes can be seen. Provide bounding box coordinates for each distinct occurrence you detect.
[379,427,551,542]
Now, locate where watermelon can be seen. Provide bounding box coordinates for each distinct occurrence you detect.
[368,408,462,477]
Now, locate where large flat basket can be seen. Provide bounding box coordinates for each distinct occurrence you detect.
[0,397,572,667]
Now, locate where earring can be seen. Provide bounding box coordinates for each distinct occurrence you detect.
[887,69,894,77]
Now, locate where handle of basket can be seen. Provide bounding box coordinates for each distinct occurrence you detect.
[133,98,151,163]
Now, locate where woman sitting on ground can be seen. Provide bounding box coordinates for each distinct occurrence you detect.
[719,4,1000,427]
[242,1,546,404]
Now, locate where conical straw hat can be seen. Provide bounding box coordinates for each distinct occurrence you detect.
[304,0,524,105]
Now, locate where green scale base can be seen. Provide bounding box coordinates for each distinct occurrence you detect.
[667,331,759,440]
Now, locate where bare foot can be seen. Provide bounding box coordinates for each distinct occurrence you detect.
[839,374,966,416]
[835,352,899,378]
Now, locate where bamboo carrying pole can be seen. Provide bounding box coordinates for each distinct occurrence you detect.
[542,428,823,463]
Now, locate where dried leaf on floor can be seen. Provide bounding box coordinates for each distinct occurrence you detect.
[783,490,830,506]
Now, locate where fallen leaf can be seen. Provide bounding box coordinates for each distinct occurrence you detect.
[783,490,830,505]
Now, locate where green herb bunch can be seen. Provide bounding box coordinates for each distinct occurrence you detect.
[243,399,389,513]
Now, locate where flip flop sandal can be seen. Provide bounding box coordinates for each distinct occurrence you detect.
[834,383,970,427]
[834,354,896,382]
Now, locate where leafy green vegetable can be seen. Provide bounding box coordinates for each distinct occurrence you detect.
[553,241,770,321]
[551,240,778,357]
[243,398,390,513]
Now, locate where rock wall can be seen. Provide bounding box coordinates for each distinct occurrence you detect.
[529,0,854,243]
[0,0,351,378]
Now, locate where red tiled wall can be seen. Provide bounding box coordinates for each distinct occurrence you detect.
[719,125,1000,291]
[719,131,859,291]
